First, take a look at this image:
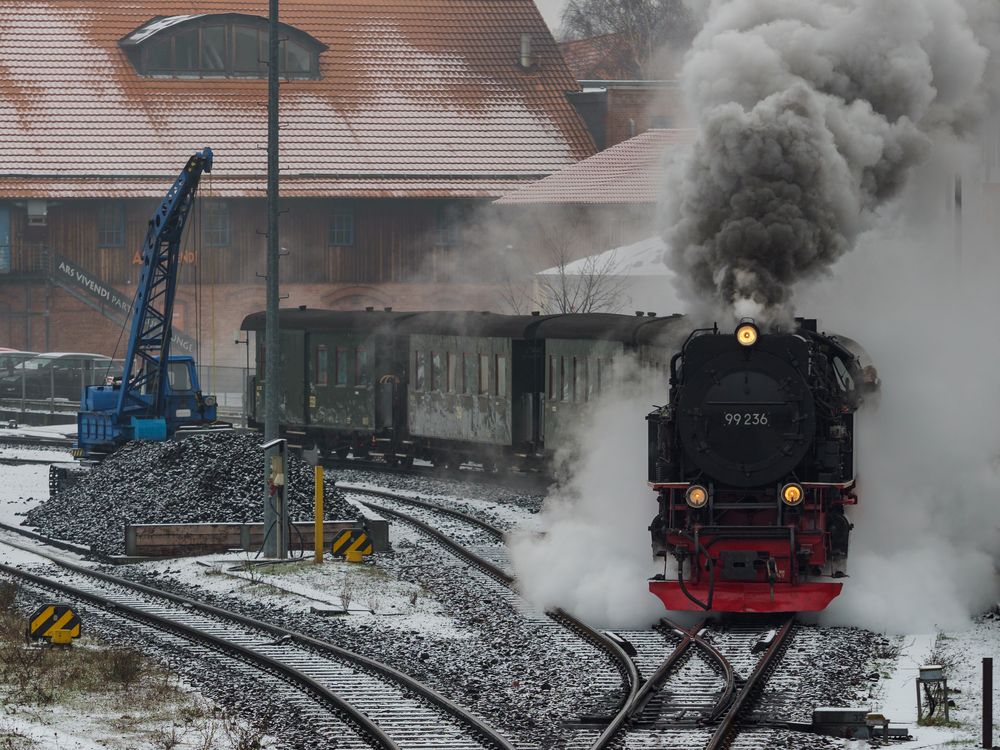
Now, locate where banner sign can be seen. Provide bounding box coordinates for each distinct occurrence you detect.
[53,256,197,356]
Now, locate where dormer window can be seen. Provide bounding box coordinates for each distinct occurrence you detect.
[120,14,325,78]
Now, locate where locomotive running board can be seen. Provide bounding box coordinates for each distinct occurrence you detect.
[649,580,843,613]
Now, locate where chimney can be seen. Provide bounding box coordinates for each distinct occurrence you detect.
[520,33,533,69]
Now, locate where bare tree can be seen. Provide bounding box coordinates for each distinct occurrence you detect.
[501,232,631,314]
[559,0,696,78]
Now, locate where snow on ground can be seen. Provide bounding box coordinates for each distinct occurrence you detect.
[0,463,48,527]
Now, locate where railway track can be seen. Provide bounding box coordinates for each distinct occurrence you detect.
[0,539,516,750]
[340,485,639,731]
[580,617,796,750]
[325,455,549,492]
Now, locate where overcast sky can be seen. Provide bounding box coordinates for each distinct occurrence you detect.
[535,0,565,36]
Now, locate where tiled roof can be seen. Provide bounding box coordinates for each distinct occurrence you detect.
[558,33,632,80]
[494,128,693,205]
[0,1,595,198]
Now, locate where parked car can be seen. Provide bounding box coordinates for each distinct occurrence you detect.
[0,353,114,400]
[0,349,37,375]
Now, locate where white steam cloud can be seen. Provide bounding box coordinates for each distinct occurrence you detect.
[807,167,1000,632]
[506,367,669,628]
[666,0,999,324]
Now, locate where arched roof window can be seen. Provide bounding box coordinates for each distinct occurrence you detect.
[120,14,326,78]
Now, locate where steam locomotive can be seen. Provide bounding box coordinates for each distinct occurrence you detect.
[647,319,875,613]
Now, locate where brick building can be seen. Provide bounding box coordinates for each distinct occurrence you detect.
[0,1,594,365]
[559,35,687,150]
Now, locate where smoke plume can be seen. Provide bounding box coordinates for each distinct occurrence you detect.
[666,0,997,324]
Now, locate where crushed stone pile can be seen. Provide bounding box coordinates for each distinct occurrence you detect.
[23,431,359,556]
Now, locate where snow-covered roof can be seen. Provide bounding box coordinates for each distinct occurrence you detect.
[0,1,594,199]
[496,130,693,205]
[537,235,674,277]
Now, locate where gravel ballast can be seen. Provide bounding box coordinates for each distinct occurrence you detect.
[22,431,359,556]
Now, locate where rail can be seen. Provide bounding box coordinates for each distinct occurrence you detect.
[0,538,516,750]
[349,489,640,727]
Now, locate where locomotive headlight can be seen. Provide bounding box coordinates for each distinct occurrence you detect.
[686,485,709,508]
[736,322,759,347]
[781,482,804,506]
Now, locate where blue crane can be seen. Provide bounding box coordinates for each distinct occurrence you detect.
[76,148,220,458]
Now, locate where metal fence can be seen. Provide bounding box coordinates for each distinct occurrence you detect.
[0,363,252,424]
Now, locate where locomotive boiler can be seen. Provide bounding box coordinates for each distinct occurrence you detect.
[647,318,873,613]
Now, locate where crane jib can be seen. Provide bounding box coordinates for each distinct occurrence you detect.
[115,148,213,419]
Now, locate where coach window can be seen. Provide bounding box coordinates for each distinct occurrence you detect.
[316,344,329,386]
[478,353,490,394]
[496,355,508,397]
[575,357,588,402]
[356,347,371,386]
[548,355,557,400]
[335,347,350,386]
[462,353,476,395]
[560,357,571,401]
[414,351,426,391]
[446,352,459,394]
[431,352,442,392]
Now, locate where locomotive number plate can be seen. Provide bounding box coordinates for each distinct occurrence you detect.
[723,411,770,426]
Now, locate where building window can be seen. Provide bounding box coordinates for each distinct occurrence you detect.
[329,204,355,246]
[202,200,230,247]
[434,204,459,248]
[122,15,324,79]
[97,201,125,247]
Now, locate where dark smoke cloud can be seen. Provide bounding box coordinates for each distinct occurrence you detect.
[666,0,997,323]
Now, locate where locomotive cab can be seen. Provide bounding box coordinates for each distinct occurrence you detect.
[647,319,864,613]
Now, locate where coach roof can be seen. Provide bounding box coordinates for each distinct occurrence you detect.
[241,309,687,342]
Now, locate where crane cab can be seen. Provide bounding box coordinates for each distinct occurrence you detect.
[76,355,219,456]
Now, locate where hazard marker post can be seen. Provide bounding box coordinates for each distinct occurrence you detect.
[331,528,373,563]
[27,603,80,646]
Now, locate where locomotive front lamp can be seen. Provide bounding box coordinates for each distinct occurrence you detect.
[781,482,804,506]
[736,322,759,347]
[686,485,709,508]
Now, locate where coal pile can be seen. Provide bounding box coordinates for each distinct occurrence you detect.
[24,431,359,556]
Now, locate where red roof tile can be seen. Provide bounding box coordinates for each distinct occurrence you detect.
[0,1,595,198]
[494,128,692,205]
[558,33,633,80]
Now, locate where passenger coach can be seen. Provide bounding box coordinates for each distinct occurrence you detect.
[241,308,684,469]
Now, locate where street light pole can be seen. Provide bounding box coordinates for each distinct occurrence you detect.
[263,0,286,558]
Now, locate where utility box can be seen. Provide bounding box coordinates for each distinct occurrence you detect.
[812,707,870,740]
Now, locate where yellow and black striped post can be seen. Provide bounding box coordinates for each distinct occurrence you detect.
[331,528,373,562]
[28,603,81,645]
[314,465,324,564]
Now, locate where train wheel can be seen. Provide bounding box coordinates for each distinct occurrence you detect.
[335,446,349,459]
